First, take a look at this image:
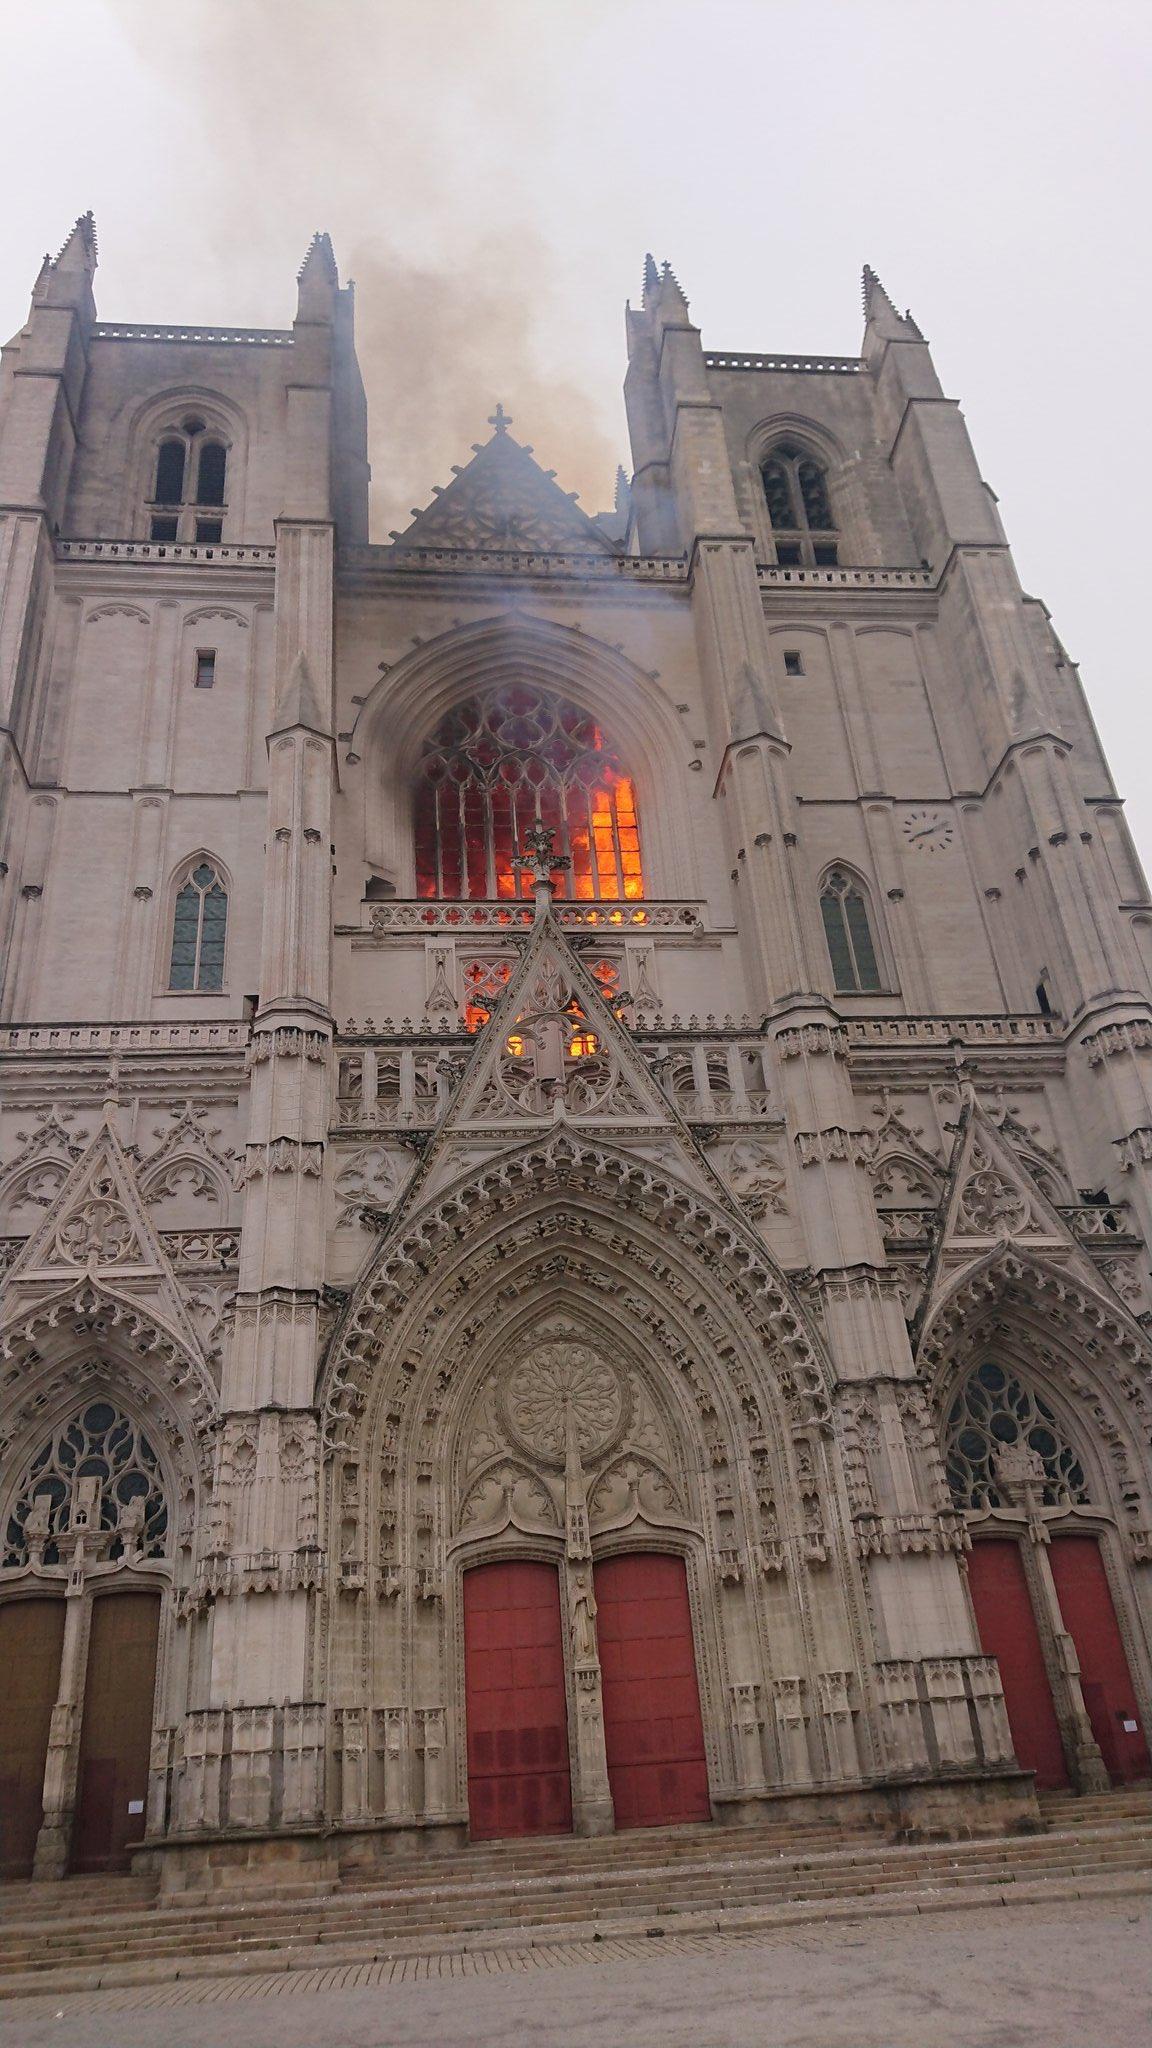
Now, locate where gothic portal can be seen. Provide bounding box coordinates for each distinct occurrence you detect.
[1,222,1151,1884]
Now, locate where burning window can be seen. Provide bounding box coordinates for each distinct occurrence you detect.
[415,686,644,901]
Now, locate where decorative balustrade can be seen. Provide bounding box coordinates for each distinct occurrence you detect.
[1058,1202,1136,1242]
[704,352,864,375]
[845,1014,1063,1048]
[0,1021,250,1056]
[159,1229,241,1268]
[93,322,294,346]
[343,545,688,582]
[362,898,705,934]
[879,1207,937,1245]
[55,540,275,566]
[759,564,934,590]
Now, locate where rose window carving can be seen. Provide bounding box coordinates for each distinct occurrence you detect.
[55,1177,137,1264]
[500,1341,628,1467]
[958,1168,1030,1237]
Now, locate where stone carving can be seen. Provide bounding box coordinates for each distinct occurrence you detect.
[719,1138,788,1219]
[957,1164,1030,1236]
[333,1145,399,1227]
[501,1338,627,1468]
[55,1178,138,1264]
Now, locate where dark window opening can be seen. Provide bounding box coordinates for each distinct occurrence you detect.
[154,439,185,505]
[783,650,804,677]
[150,516,179,543]
[761,442,838,568]
[196,441,227,507]
[194,650,216,690]
[1036,980,1053,1016]
[194,519,223,544]
[169,860,228,991]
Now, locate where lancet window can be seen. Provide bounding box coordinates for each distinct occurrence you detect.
[168,859,228,991]
[3,1401,169,1568]
[761,442,838,566]
[820,868,882,992]
[415,686,644,902]
[943,1361,1090,1511]
[147,415,229,543]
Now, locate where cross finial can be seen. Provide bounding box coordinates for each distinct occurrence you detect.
[488,401,513,435]
[514,822,571,915]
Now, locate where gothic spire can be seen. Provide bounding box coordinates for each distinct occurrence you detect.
[296,231,339,321]
[861,264,924,342]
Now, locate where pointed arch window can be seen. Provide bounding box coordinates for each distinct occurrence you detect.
[415,686,644,902]
[169,859,228,991]
[3,1400,169,1568]
[944,1361,1090,1511]
[761,442,838,567]
[820,868,882,992]
[147,415,229,543]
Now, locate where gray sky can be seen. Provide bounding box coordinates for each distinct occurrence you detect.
[3,0,1150,859]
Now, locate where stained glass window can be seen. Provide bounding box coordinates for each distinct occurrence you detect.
[944,1361,1090,1510]
[820,869,882,992]
[3,1401,169,1567]
[415,687,644,902]
[169,860,228,991]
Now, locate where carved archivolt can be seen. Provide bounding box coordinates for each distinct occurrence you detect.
[321,1131,832,1457]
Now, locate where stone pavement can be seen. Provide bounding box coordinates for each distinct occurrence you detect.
[0,1897,1147,2048]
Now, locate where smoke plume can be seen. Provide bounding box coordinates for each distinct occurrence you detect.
[112,0,624,534]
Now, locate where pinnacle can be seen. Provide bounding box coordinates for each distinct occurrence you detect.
[53,211,98,272]
[861,263,924,341]
[298,230,338,284]
[643,252,660,300]
[271,649,329,737]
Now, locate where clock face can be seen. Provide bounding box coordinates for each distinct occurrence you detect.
[901,808,954,853]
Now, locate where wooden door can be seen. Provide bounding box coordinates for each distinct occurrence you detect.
[0,1599,66,1879]
[967,1539,1068,1788]
[463,1561,572,1840]
[594,1552,710,1829]
[71,1591,160,1874]
[1050,1536,1150,1783]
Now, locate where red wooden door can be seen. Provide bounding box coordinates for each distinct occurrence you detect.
[463,1561,572,1840]
[594,1552,710,1830]
[0,1599,66,1879]
[1049,1536,1150,1783]
[967,1540,1067,1788]
[72,1591,160,1873]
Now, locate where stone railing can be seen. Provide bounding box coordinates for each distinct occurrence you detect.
[758,564,935,590]
[333,1032,776,1128]
[361,898,705,935]
[1058,1202,1137,1243]
[879,1207,937,1246]
[160,1230,241,1268]
[56,540,276,567]
[845,1014,1063,1049]
[0,1021,250,1055]
[705,352,864,375]
[343,544,688,582]
[93,322,294,347]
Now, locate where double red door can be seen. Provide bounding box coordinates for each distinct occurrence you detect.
[72,1591,161,1873]
[967,1536,1149,1788]
[594,1553,710,1830]
[463,1552,710,1839]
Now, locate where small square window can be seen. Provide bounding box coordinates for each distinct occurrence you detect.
[195,519,223,544]
[813,543,839,566]
[150,516,179,543]
[194,650,216,690]
[783,650,804,677]
[776,542,802,566]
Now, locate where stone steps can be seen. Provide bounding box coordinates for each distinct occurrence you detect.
[3,1806,1151,1989]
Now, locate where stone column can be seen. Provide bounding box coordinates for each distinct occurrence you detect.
[561,1402,614,1835]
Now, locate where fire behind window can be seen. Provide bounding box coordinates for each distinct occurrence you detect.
[415,686,643,901]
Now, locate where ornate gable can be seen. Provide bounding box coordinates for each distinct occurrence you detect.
[1,1120,210,1370]
[392,409,620,556]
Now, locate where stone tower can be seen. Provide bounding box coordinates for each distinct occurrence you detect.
[1,224,1150,1885]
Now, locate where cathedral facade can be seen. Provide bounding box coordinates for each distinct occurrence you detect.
[2,217,1151,1885]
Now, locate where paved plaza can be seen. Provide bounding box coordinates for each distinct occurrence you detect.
[0,1898,1147,2048]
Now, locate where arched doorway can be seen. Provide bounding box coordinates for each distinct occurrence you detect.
[72,1590,161,1873]
[945,1359,1151,1787]
[594,1553,710,1829]
[463,1560,573,1840]
[0,1599,66,1879]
